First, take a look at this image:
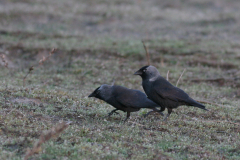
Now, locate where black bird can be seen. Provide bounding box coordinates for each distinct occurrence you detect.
[134,65,208,121]
[88,84,163,122]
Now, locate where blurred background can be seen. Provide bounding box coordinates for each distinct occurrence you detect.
[0,0,240,159]
[1,0,240,44]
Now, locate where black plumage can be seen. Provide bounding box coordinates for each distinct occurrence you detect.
[88,84,163,122]
[134,65,208,121]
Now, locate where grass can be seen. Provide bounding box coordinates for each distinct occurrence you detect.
[1,0,240,159]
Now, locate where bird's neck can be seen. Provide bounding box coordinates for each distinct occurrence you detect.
[149,75,158,82]
[100,89,113,101]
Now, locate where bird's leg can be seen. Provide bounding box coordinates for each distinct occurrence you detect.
[163,108,172,121]
[123,112,130,123]
[159,106,166,112]
[144,108,164,118]
[106,109,119,118]
[144,110,154,118]
[152,108,164,116]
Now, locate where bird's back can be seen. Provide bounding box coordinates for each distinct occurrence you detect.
[143,76,190,108]
[111,85,159,109]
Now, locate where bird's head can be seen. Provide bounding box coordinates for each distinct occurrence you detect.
[88,86,101,98]
[134,65,160,80]
[88,84,112,100]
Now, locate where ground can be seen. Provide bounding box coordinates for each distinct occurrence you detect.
[0,0,240,159]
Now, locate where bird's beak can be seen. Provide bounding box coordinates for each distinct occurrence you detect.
[88,87,100,98]
[88,92,95,97]
[134,70,142,75]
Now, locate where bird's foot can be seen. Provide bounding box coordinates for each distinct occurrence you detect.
[143,111,153,118]
[123,119,128,123]
[123,112,130,123]
[111,112,120,115]
[162,114,169,121]
[106,110,120,118]
[158,112,164,117]
[144,111,164,118]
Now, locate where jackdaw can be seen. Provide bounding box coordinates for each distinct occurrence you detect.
[88,84,163,122]
[134,65,208,121]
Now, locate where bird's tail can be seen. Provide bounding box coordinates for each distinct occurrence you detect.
[189,99,208,111]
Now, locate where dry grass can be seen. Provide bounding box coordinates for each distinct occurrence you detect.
[0,54,8,68]
[23,48,56,87]
[24,122,69,160]
[0,0,240,159]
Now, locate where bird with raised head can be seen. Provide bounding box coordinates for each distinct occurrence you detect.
[88,84,163,122]
[134,65,208,121]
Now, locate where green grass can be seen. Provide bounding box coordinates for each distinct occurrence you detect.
[1,0,240,159]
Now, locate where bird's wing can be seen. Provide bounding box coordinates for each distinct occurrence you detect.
[115,92,140,108]
[114,89,149,109]
[110,86,136,108]
[115,93,137,108]
[112,86,158,109]
[153,79,189,103]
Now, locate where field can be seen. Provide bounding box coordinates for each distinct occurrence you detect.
[0,0,240,159]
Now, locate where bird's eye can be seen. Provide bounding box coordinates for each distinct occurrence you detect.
[143,69,146,72]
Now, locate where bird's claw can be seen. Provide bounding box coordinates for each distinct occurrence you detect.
[162,114,169,121]
[113,112,120,115]
[159,112,164,116]
[106,111,119,118]
[143,114,148,118]
[143,112,152,118]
